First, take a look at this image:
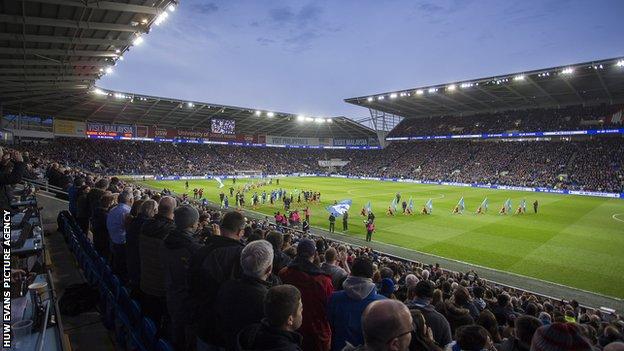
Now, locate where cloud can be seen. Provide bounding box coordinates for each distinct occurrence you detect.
[269,7,295,24]
[264,3,331,50]
[192,2,219,15]
[416,2,445,14]
[256,37,276,46]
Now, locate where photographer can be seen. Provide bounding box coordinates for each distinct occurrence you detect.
[0,148,26,209]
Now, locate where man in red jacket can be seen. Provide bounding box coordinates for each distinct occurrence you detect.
[279,238,333,351]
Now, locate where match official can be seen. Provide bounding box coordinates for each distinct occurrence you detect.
[533,200,538,214]
[342,211,349,231]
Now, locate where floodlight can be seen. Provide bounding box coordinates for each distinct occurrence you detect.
[326,119,333,123]
[377,96,385,100]
[314,118,324,123]
[367,97,373,102]
[168,3,176,12]
[267,112,275,117]
[416,89,424,95]
[115,49,121,54]
[187,102,194,108]
[105,67,113,74]
[616,60,624,67]
[390,93,398,99]
[254,110,261,116]
[447,84,456,91]
[513,75,525,81]
[561,67,574,75]
[297,115,306,122]
[304,117,314,122]
[428,88,437,93]
[133,36,144,46]
[460,83,472,88]
[93,88,107,96]
[155,12,169,25]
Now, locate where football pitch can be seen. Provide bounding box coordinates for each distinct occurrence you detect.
[139,177,624,299]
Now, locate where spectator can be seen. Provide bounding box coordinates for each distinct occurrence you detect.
[124,199,145,294]
[350,299,413,351]
[409,309,442,351]
[267,231,292,275]
[90,193,113,259]
[477,310,502,346]
[162,205,202,351]
[139,196,176,331]
[106,189,133,282]
[236,284,304,351]
[216,240,275,350]
[321,247,348,289]
[499,315,541,351]
[328,256,386,351]
[406,281,452,347]
[530,323,593,351]
[492,293,515,327]
[279,238,333,351]
[76,185,91,234]
[87,178,109,219]
[446,325,492,351]
[0,149,25,209]
[191,211,246,351]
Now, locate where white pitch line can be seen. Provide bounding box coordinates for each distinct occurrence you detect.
[612,213,624,223]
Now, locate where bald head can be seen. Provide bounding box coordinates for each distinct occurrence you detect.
[604,342,624,351]
[158,196,176,219]
[362,300,413,351]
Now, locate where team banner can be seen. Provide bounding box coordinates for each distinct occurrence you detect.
[326,199,352,217]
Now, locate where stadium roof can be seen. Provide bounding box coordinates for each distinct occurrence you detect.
[0,0,176,102]
[345,57,624,119]
[0,0,375,139]
[5,86,376,138]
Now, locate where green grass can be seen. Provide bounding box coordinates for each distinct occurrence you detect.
[139,177,624,299]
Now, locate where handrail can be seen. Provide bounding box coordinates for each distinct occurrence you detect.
[24,177,68,196]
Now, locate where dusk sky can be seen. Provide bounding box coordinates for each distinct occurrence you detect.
[99,0,624,121]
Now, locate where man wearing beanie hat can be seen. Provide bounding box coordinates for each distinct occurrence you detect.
[279,238,333,351]
[162,205,202,351]
[530,323,593,351]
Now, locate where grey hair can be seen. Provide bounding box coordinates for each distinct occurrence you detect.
[240,240,274,279]
[139,199,158,217]
[118,190,134,204]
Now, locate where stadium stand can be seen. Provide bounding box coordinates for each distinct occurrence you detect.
[1,0,623,348]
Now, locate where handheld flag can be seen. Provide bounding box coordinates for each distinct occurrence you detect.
[425,199,433,214]
[365,201,372,213]
[408,197,414,211]
[390,197,398,211]
[327,199,352,217]
[476,198,488,214]
[457,197,465,212]
[505,198,512,213]
[215,176,225,189]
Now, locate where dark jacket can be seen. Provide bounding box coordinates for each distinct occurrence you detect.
[236,320,303,351]
[279,257,333,351]
[91,207,110,257]
[0,161,25,209]
[273,250,292,275]
[216,275,273,350]
[87,187,106,218]
[406,299,452,348]
[499,337,530,351]
[327,276,386,351]
[441,301,474,334]
[162,227,201,325]
[139,214,175,297]
[126,214,150,289]
[189,235,245,343]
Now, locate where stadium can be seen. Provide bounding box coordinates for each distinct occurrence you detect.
[1,1,623,351]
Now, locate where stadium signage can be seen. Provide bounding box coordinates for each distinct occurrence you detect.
[86,122,135,137]
[386,128,624,141]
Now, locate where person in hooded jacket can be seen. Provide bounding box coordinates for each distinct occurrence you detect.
[279,238,333,351]
[405,281,452,348]
[236,284,304,351]
[327,256,386,351]
[162,205,202,351]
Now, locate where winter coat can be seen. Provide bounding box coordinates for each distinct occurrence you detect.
[139,214,175,297]
[279,257,333,351]
[327,276,386,351]
[236,320,303,351]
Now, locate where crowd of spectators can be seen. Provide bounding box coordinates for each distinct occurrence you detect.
[2,145,624,351]
[387,104,623,138]
[16,136,624,193]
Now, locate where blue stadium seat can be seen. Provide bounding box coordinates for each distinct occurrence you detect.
[156,339,174,351]
[141,317,157,350]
